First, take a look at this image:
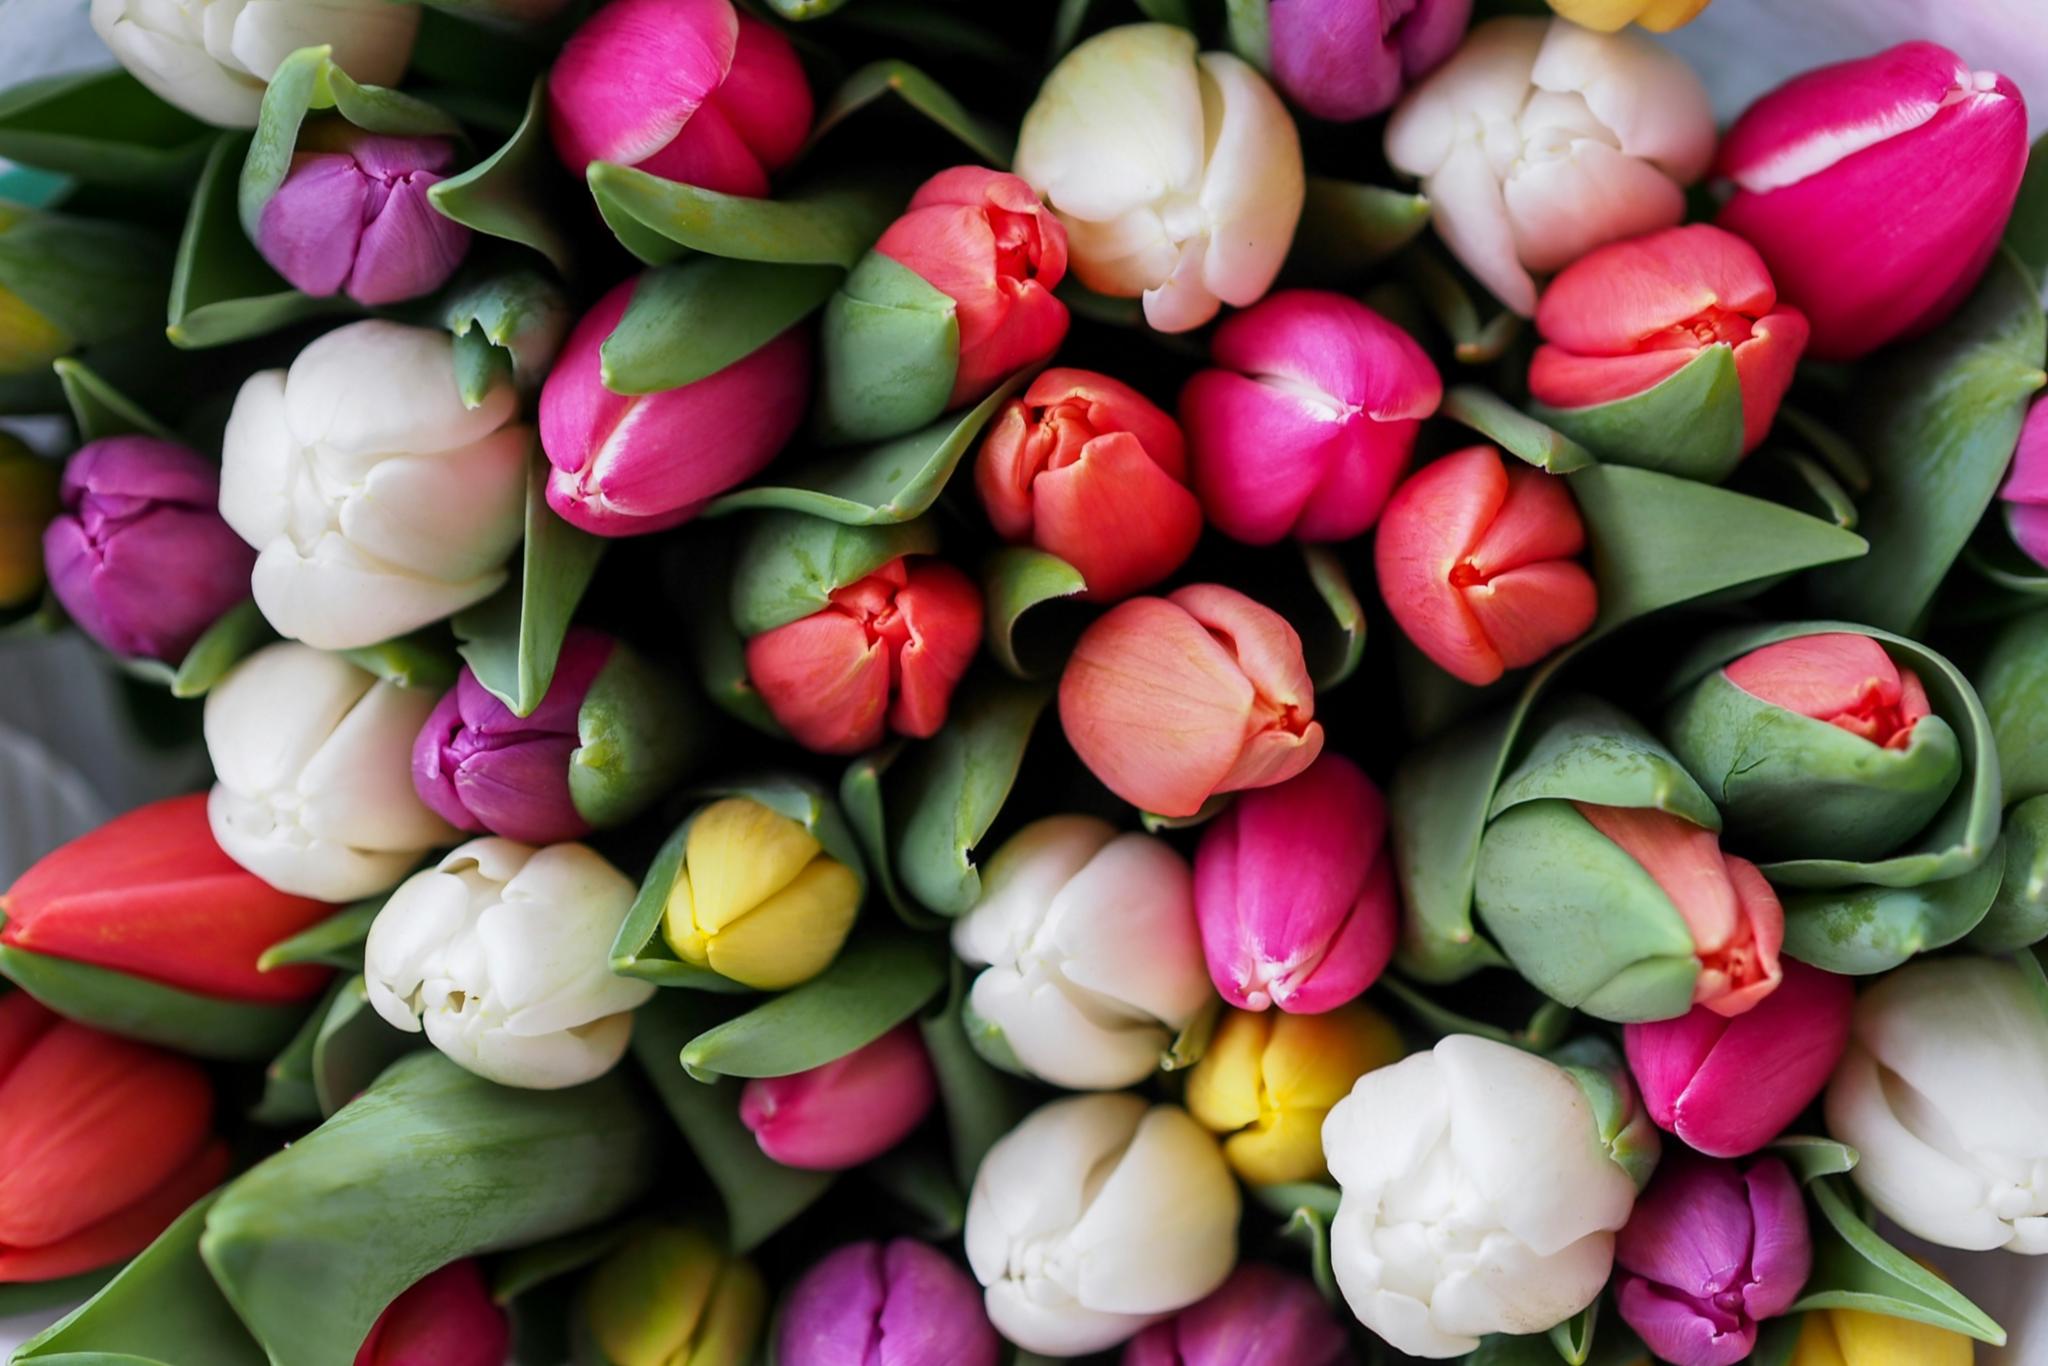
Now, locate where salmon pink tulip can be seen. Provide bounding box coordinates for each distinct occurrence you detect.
[739,1024,937,1171]
[2002,397,2048,570]
[356,1261,510,1366]
[1725,634,1930,749]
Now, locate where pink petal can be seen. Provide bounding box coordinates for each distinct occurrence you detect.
[1374,445,1511,685]
[256,152,369,297]
[1528,344,1698,411]
[1535,224,1779,354]
[346,172,470,307]
[1717,41,1968,193]
[738,1025,937,1171]
[1575,805,1738,956]
[1729,309,1807,454]
[887,559,982,739]
[1740,1157,1811,1322]
[1724,633,1903,720]
[1182,369,1350,545]
[1999,396,2048,503]
[547,0,737,175]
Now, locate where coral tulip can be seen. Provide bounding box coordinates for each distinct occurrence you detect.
[739,1024,937,1171]
[257,128,470,308]
[1265,0,1472,123]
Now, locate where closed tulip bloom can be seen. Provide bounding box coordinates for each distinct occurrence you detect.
[0,994,229,1282]
[585,1225,766,1366]
[1185,1001,1404,1185]
[548,0,811,196]
[1385,18,1715,315]
[1182,290,1441,545]
[2001,397,2048,570]
[975,368,1200,602]
[952,816,1209,1091]
[41,435,255,663]
[1060,585,1324,818]
[355,1261,509,1366]
[1717,43,2028,362]
[1825,955,2048,1253]
[0,438,58,610]
[541,277,811,537]
[1375,445,1596,686]
[739,1024,937,1171]
[777,1239,999,1366]
[744,556,981,755]
[965,1093,1240,1356]
[1016,24,1305,333]
[257,128,470,307]
[1123,1263,1347,1366]
[1547,0,1709,31]
[1791,1306,1973,1366]
[1267,0,1473,123]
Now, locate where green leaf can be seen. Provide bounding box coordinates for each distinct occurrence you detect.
[1410,247,1523,364]
[1973,607,2048,802]
[0,69,212,187]
[1780,849,2005,975]
[866,1146,966,1239]
[1489,694,1721,829]
[983,547,1087,680]
[1550,1299,1597,1366]
[1970,794,2048,951]
[488,1223,632,1305]
[0,1265,117,1319]
[840,743,930,928]
[1286,178,1430,283]
[429,79,575,273]
[1375,975,1573,1053]
[809,60,1016,169]
[764,0,857,14]
[158,599,276,698]
[1532,345,1745,484]
[817,252,961,445]
[252,977,344,1126]
[310,975,420,1117]
[338,630,462,692]
[1737,447,1860,530]
[602,257,841,395]
[730,510,940,636]
[1792,1176,2006,1344]
[567,643,704,831]
[920,962,1031,1186]
[1159,995,1222,1072]
[587,164,897,269]
[54,357,174,443]
[1770,1134,1859,1184]
[1440,386,1594,473]
[2003,134,2048,284]
[259,897,384,973]
[1300,543,1367,690]
[0,204,171,355]
[444,267,570,405]
[1223,0,1272,69]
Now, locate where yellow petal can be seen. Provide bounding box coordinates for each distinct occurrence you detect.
[682,1257,767,1366]
[661,867,712,968]
[0,437,59,609]
[1544,0,1643,30]
[587,1226,721,1366]
[703,855,860,990]
[1223,1103,1331,1186]
[1635,0,1711,30]
[1261,1002,1405,1111]
[0,285,68,376]
[684,799,824,934]
[1186,1010,1272,1135]
[1826,1308,1973,1366]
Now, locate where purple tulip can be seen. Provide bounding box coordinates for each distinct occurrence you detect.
[1615,1153,1810,1366]
[1124,1264,1348,1366]
[1269,0,1473,122]
[256,128,471,307]
[41,436,254,663]
[776,1239,998,1366]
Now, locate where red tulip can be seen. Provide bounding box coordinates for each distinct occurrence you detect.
[739,1024,938,1171]
[355,1261,510,1366]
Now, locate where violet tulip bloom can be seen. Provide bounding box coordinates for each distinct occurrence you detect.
[256,129,470,307]
[1124,1263,1348,1366]
[2002,397,2048,570]
[739,1025,937,1171]
[1267,0,1472,123]
[1716,41,2029,362]
[777,1240,999,1366]
[42,436,254,663]
[355,1261,510,1366]
[1614,1154,1809,1366]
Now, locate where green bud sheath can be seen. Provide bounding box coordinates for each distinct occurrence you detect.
[729,511,941,637]
[1531,345,1747,485]
[1976,608,2048,804]
[817,251,960,445]
[1969,794,2048,952]
[0,202,169,365]
[959,994,1028,1078]
[570,642,703,830]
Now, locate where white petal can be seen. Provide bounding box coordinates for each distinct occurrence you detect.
[1193,51,1303,311]
[426,1005,634,1089]
[952,815,1116,970]
[204,642,373,799]
[1424,139,1538,316]
[1050,833,1208,1029]
[296,678,453,850]
[339,426,530,582]
[284,321,517,458]
[218,368,294,549]
[484,844,651,1033]
[967,966,1167,1090]
[981,1282,1155,1358]
[1066,1105,1238,1314]
[207,782,420,900]
[91,0,265,127]
[968,1092,1147,1249]
[1385,17,1546,179]
[1531,19,1715,182]
[249,534,508,650]
[1501,138,1687,276]
[1060,207,1183,302]
[1321,1049,1451,1193]
[1431,1228,1614,1341]
[229,0,419,87]
[363,865,474,1033]
[1329,1199,1476,1360]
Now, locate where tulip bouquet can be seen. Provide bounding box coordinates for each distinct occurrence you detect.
[2,0,2047,1362]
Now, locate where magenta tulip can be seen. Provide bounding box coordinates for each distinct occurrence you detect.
[355,1260,510,1366]
[1268,0,1472,123]
[256,129,470,307]
[2002,396,2048,570]
[1124,1264,1348,1366]
[739,1024,937,1171]
[777,1239,998,1366]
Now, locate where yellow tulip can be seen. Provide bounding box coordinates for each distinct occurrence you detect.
[1546,0,1711,32]
[584,1224,766,1366]
[660,797,860,990]
[1792,1307,1974,1366]
[0,434,58,610]
[1184,1001,1405,1186]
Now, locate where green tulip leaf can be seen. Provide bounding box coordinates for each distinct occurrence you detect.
[444,267,570,407]
[587,163,897,269]
[1160,996,1222,1073]
[1285,178,1431,284]
[1488,694,1720,829]
[487,1223,632,1306]
[866,1145,966,1239]
[1962,522,2048,599]
[155,599,276,698]
[259,896,384,973]
[730,510,940,636]
[1737,447,1859,531]
[1792,1176,2007,1344]
[310,975,421,1117]
[1300,543,1367,690]
[336,628,463,692]
[983,547,1088,681]
[429,79,575,273]
[809,60,1015,169]
[53,357,176,443]
[765,0,857,14]
[2003,134,2048,286]
[0,204,171,361]
[1550,1299,1597,1366]
[1250,1184,1340,1303]
[682,536,786,736]
[1532,345,1745,484]
[839,743,932,928]
[1970,794,2048,951]
[1770,1134,1859,1184]
[1974,607,2048,802]
[603,257,841,396]
[0,68,213,186]
[1781,848,2006,975]
[251,977,337,1127]
[817,252,961,446]
[1440,385,1593,473]
[0,1265,118,1319]
[568,645,705,831]
[1410,247,1523,364]
[920,962,1031,1187]
[1223,0,1272,68]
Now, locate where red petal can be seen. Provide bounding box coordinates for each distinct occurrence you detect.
[1535,224,1778,354]
[0,1139,226,1284]
[888,559,983,738]
[746,609,890,755]
[1374,446,1510,685]
[1030,431,1202,601]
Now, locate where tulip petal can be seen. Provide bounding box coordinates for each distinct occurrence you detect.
[888,560,982,739]
[1534,224,1778,354]
[545,0,737,174]
[285,320,516,459]
[1194,51,1305,312]
[1503,138,1689,277]
[1014,24,1206,224]
[1529,21,1714,180]
[1030,432,1202,601]
[745,609,890,755]
[1741,1158,1810,1322]
[1716,41,1965,194]
[1462,559,1597,674]
[1182,371,1349,546]
[1047,833,1208,1031]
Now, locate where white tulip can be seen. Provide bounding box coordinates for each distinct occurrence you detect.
[90,0,420,129]
[965,1092,1239,1356]
[205,642,454,900]
[219,321,529,652]
[365,838,656,1089]
[1825,956,2048,1255]
[951,815,1211,1091]
[1384,17,1715,316]
[1014,23,1305,334]
[1322,1034,1640,1358]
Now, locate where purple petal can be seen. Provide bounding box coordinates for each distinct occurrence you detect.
[61,436,220,510]
[778,1242,888,1366]
[451,734,587,844]
[257,152,370,298]
[876,1238,998,1366]
[346,172,471,307]
[412,687,484,834]
[1618,1276,1757,1366]
[1740,1158,1812,1322]
[1617,1153,1757,1302]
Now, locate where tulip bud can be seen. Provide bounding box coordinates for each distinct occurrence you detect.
[1791,1305,1973,1366]
[548,0,811,196]
[366,838,655,1089]
[1060,584,1324,818]
[1374,445,1597,686]
[256,127,471,308]
[541,276,811,537]
[975,368,1201,602]
[2001,396,2048,571]
[1614,1153,1808,1366]
[0,993,229,1282]
[1385,17,1715,315]
[1184,1001,1403,1186]
[965,1093,1241,1356]
[659,797,861,990]
[776,1239,999,1366]
[584,1224,766,1366]
[1261,0,1472,123]
[1716,42,2029,361]
[0,436,60,611]
[739,1024,937,1171]
[1181,290,1441,545]
[1016,24,1305,333]
[355,1261,509,1366]
[952,815,1210,1090]
[1123,1263,1348,1366]
[1824,955,2048,1253]
[1546,0,1709,31]
[743,556,981,755]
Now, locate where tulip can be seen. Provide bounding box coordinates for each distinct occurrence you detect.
[1262,0,1472,123]
[365,838,655,1089]
[0,993,229,1282]
[658,797,861,990]
[2001,396,2048,571]
[1123,1263,1348,1366]
[743,556,981,755]
[1790,1305,1973,1366]
[89,0,418,128]
[1546,0,1709,31]
[1614,1153,1808,1366]
[951,815,1210,1090]
[584,1224,766,1366]
[739,1024,937,1170]
[1322,1034,1644,1357]
[1015,24,1305,333]
[1384,17,1715,315]
[355,1261,509,1366]
[0,203,169,377]
[964,1093,1240,1356]
[1060,584,1324,818]
[0,792,334,1003]
[206,643,457,901]
[975,368,1201,602]
[1625,958,1854,1158]
[256,127,470,308]
[219,320,529,651]
[1184,1001,1403,1186]
[547,0,811,196]
[1824,955,2048,1253]
[0,437,58,610]
[0,272,67,376]
[1193,753,1399,1013]
[1181,290,1441,545]
[540,276,811,537]
[41,435,255,663]
[776,1239,999,1366]
[1374,445,1596,686]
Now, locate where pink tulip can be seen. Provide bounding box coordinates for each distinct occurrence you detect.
[355,1261,510,1366]
[739,1024,938,1171]
[1268,0,1472,123]
[1193,754,1397,1013]
[744,556,982,755]
[1059,584,1324,818]
[256,129,470,307]
[975,367,1200,602]
[1716,41,2028,361]
[1724,632,1929,750]
[1182,290,1440,545]
[541,275,811,536]
[1373,445,1597,686]
[1529,225,1808,455]
[547,0,811,196]
[2001,396,2048,571]
[1124,1263,1349,1366]
[777,1239,998,1366]
[1625,959,1854,1157]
